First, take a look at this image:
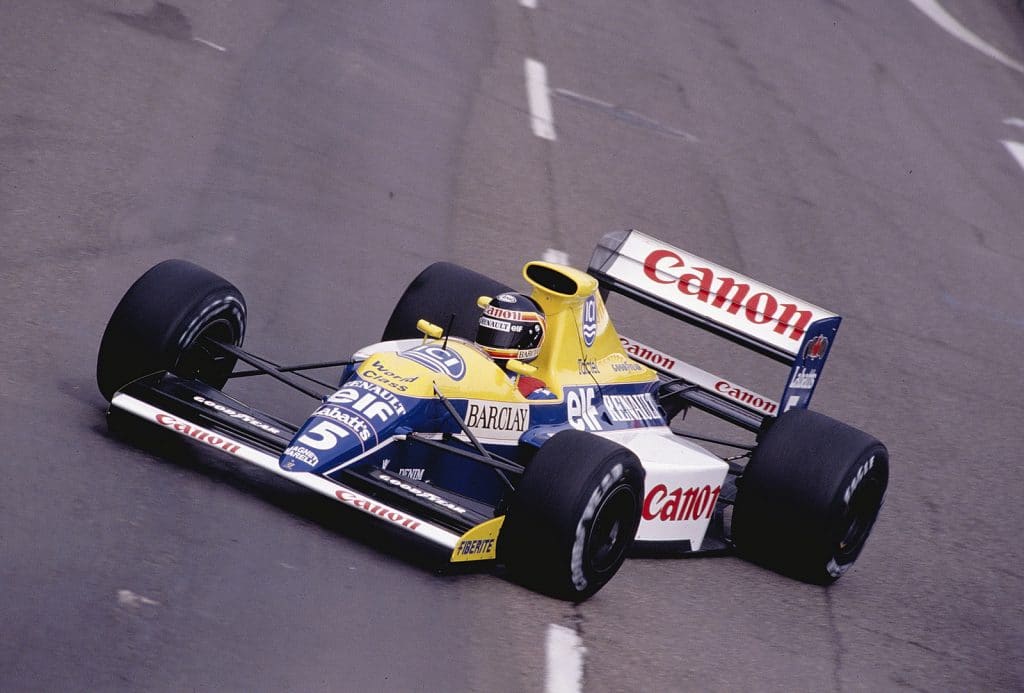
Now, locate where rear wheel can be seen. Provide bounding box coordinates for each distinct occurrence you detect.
[381,262,512,342]
[731,409,889,584]
[500,430,645,601]
[97,260,247,401]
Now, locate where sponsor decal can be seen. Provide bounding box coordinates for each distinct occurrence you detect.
[397,345,467,381]
[282,445,319,467]
[361,360,419,392]
[479,316,512,332]
[571,463,625,590]
[788,366,818,390]
[582,295,597,347]
[398,468,425,481]
[805,334,829,360]
[483,305,537,323]
[495,292,518,302]
[643,248,813,342]
[322,385,404,444]
[567,387,603,431]
[297,420,352,450]
[335,380,407,415]
[577,359,600,376]
[455,538,495,557]
[713,380,778,415]
[335,489,422,530]
[155,413,240,454]
[844,455,876,504]
[451,516,504,563]
[608,358,645,373]
[192,396,282,435]
[314,405,374,442]
[642,484,721,522]
[464,402,528,439]
[373,471,467,514]
[604,393,661,423]
[620,336,677,370]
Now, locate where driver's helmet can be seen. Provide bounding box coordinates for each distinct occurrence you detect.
[476,292,546,362]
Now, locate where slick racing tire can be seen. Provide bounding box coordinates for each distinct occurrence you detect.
[97,260,247,401]
[731,409,889,584]
[500,430,645,601]
[381,262,513,342]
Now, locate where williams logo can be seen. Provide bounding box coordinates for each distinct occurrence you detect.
[582,295,598,347]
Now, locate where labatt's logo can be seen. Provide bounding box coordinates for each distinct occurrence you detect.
[643,249,813,342]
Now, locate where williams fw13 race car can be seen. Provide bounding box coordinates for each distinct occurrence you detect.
[97,230,889,600]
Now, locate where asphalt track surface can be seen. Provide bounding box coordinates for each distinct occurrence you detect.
[2,1,1022,690]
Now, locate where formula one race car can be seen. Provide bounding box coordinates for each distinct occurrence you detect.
[97,230,889,600]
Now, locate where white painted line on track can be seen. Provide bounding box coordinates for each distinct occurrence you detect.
[519,0,538,7]
[545,623,585,693]
[542,248,570,265]
[525,58,557,141]
[1001,140,1024,173]
[1003,117,1024,129]
[905,0,1024,74]
[193,36,227,52]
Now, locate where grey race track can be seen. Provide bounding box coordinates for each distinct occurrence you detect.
[1,1,1021,690]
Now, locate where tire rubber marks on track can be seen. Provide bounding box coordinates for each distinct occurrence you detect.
[553,88,699,142]
[117,589,160,608]
[193,37,227,52]
[545,623,585,693]
[524,66,698,143]
[906,0,1024,74]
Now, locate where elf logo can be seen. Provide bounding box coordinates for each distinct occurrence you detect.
[566,387,602,431]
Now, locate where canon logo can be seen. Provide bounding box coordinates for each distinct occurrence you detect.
[643,249,812,342]
[335,490,422,530]
[713,380,778,415]
[642,483,721,522]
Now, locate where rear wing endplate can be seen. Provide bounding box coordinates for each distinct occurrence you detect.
[589,230,841,415]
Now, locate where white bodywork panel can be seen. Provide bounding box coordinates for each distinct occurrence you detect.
[596,426,729,546]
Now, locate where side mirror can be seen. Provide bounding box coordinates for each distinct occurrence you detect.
[416,319,444,339]
[506,359,538,376]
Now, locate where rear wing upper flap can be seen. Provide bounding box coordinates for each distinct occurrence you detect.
[589,230,842,417]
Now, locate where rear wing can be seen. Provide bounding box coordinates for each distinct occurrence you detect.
[589,230,841,425]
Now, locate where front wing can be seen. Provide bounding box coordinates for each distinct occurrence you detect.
[109,374,505,559]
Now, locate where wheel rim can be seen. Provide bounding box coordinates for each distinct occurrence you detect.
[175,318,237,383]
[586,484,638,575]
[834,469,885,564]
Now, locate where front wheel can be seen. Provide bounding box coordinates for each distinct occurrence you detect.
[97,260,247,401]
[500,430,645,601]
[731,409,889,584]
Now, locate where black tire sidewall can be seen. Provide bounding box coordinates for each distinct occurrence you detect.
[97,260,246,400]
[381,262,513,342]
[501,430,645,601]
[732,409,889,583]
